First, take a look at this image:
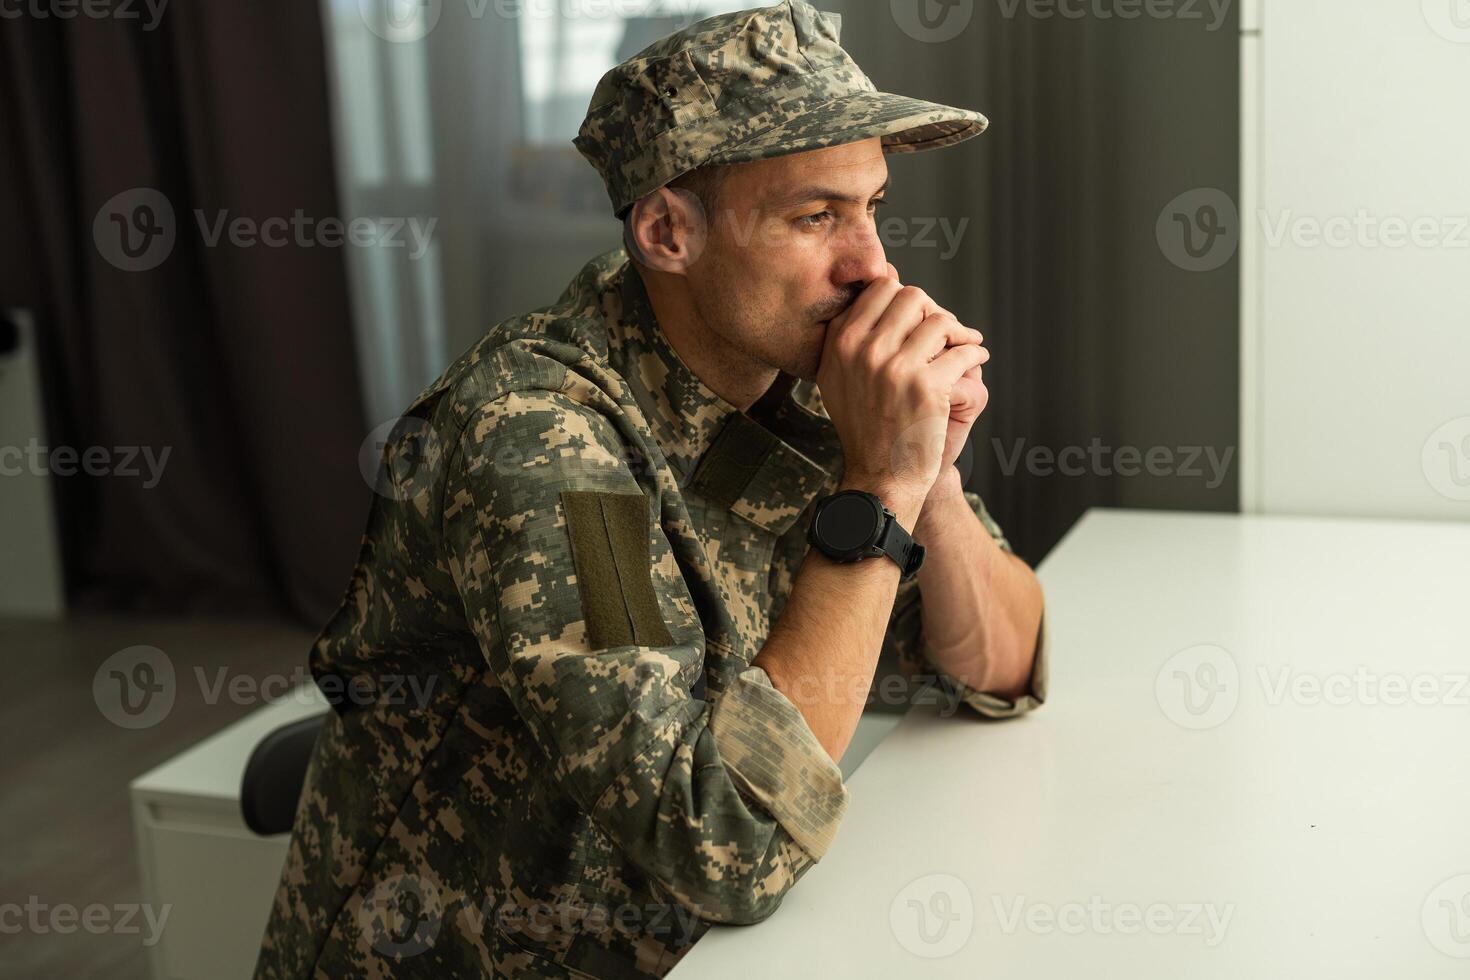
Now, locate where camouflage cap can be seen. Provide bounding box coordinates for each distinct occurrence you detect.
[574,0,988,218]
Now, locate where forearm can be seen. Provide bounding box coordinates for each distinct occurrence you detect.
[910,468,1044,698]
[752,481,925,764]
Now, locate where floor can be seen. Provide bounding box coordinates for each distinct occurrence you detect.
[1,614,314,980]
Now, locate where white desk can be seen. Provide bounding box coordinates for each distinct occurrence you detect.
[127,675,897,979]
[674,509,1470,978]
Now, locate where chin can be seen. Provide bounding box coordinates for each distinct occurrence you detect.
[791,349,822,384]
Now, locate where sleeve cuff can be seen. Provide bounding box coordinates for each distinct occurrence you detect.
[708,665,850,860]
[922,609,1050,720]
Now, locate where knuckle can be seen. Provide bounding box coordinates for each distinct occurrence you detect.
[875,356,906,384]
[860,346,887,374]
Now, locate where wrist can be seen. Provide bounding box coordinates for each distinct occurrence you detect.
[914,467,967,541]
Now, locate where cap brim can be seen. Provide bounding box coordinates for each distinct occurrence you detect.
[705,89,987,168]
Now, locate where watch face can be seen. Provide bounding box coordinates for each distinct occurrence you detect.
[817,493,881,553]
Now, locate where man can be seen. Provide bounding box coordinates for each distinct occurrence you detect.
[254,2,1047,977]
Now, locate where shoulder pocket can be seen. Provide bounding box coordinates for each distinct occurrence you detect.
[560,490,675,649]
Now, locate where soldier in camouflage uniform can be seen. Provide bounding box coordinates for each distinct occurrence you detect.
[254,2,1047,977]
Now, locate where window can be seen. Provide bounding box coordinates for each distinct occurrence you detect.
[517,1,756,145]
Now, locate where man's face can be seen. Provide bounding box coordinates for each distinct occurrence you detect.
[681,138,891,382]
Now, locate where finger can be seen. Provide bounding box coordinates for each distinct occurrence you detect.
[959,345,990,380]
[954,366,983,391]
[947,374,988,419]
[865,286,944,361]
[898,313,985,365]
[926,342,989,391]
[828,275,904,344]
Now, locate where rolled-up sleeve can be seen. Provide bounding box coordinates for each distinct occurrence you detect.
[708,664,849,859]
[884,489,1049,719]
[441,387,849,925]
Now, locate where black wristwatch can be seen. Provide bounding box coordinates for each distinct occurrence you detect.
[807,489,925,581]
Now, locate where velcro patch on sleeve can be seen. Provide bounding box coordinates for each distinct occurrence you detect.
[560,490,675,650]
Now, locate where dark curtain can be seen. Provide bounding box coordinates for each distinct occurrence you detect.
[837,1,1239,564]
[0,3,369,625]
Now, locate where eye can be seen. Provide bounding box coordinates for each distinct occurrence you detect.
[796,210,834,228]
[868,198,888,214]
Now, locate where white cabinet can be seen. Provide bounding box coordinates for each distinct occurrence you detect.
[129,689,327,980]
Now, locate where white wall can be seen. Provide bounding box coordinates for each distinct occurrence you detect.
[0,309,64,617]
[1242,0,1470,519]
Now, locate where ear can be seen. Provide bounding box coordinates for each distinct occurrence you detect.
[623,186,708,274]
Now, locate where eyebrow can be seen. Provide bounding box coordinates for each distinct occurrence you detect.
[763,176,890,211]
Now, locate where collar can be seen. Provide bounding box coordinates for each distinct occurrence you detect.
[604,256,836,537]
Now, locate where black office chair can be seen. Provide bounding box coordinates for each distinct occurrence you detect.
[240,713,327,835]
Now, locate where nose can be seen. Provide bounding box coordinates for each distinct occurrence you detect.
[830,212,888,289]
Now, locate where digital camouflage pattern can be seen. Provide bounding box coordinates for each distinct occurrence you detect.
[252,249,1046,979]
[574,0,988,217]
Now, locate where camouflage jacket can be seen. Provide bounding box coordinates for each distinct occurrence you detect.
[254,249,1047,980]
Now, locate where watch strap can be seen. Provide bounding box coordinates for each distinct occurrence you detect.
[875,510,925,581]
